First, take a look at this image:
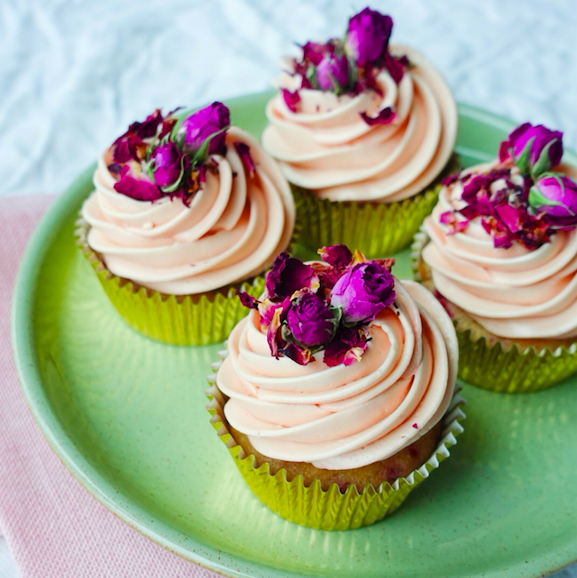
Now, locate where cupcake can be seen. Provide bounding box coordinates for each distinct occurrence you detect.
[413,122,577,392]
[207,245,465,530]
[78,102,295,345]
[261,8,459,258]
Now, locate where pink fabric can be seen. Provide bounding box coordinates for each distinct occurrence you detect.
[0,195,220,578]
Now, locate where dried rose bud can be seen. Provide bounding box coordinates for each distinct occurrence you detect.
[151,142,184,188]
[499,123,563,176]
[180,102,230,157]
[286,293,337,347]
[529,172,577,225]
[345,8,392,66]
[331,262,395,324]
[316,52,350,92]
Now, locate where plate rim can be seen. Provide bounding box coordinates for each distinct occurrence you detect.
[11,96,577,578]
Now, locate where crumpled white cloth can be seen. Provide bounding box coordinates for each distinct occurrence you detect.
[1,0,577,197]
[1,1,576,577]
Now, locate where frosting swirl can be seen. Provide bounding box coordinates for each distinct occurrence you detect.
[217,278,457,470]
[262,45,458,203]
[422,162,577,339]
[82,128,295,295]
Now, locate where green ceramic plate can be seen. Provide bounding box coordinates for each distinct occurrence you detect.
[12,92,577,578]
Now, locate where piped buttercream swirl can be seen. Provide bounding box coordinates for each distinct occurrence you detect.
[217,279,457,470]
[262,45,458,203]
[82,128,295,295]
[422,162,577,339]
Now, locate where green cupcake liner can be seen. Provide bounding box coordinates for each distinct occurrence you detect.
[293,154,460,259]
[75,219,265,346]
[411,228,577,393]
[207,351,466,530]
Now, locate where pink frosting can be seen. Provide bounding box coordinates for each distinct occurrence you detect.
[261,45,458,203]
[217,279,457,470]
[82,128,295,295]
[423,162,577,339]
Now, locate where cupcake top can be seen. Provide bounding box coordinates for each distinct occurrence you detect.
[217,245,458,470]
[261,8,458,203]
[422,122,577,339]
[82,103,295,295]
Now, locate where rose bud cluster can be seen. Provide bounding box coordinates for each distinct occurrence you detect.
[108,102,249,206]
[285,7,406,126]
[440,121,577,249]
[237,244,396,367]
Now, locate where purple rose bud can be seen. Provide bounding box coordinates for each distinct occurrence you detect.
[499,123,563,175]
[151,142,184,188]
[316,53,350,92]
[318,244,353,269]
[114,165,162,202]
[266,252,319,300]
[286,293,337,347]
[345,8,393,66]
[180,102,230,156]
[529,173,577,225]
[331,262,395,324]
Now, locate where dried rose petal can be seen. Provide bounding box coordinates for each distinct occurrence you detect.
[318,244,353,268]
[234,142,256,178]
[440,210,468,235]
[265,252,319,300]
[323,328,368,367]
[360,106,396,126]
[281,343,313,366]
[281,89,301,113]
[266,304,287,359]
[301,41,326,66]
[383,52,406,84]
[135,109,164,139]
[113,165,162,202]
[236,290,259,310]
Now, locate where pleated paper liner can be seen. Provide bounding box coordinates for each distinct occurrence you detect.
[75,219,266,346]
[293,154,461,259]
[411,228,577,393]
[206,352,466,531]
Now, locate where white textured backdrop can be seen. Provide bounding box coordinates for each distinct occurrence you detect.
[1,0,576,576]
[1,0,577,198]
